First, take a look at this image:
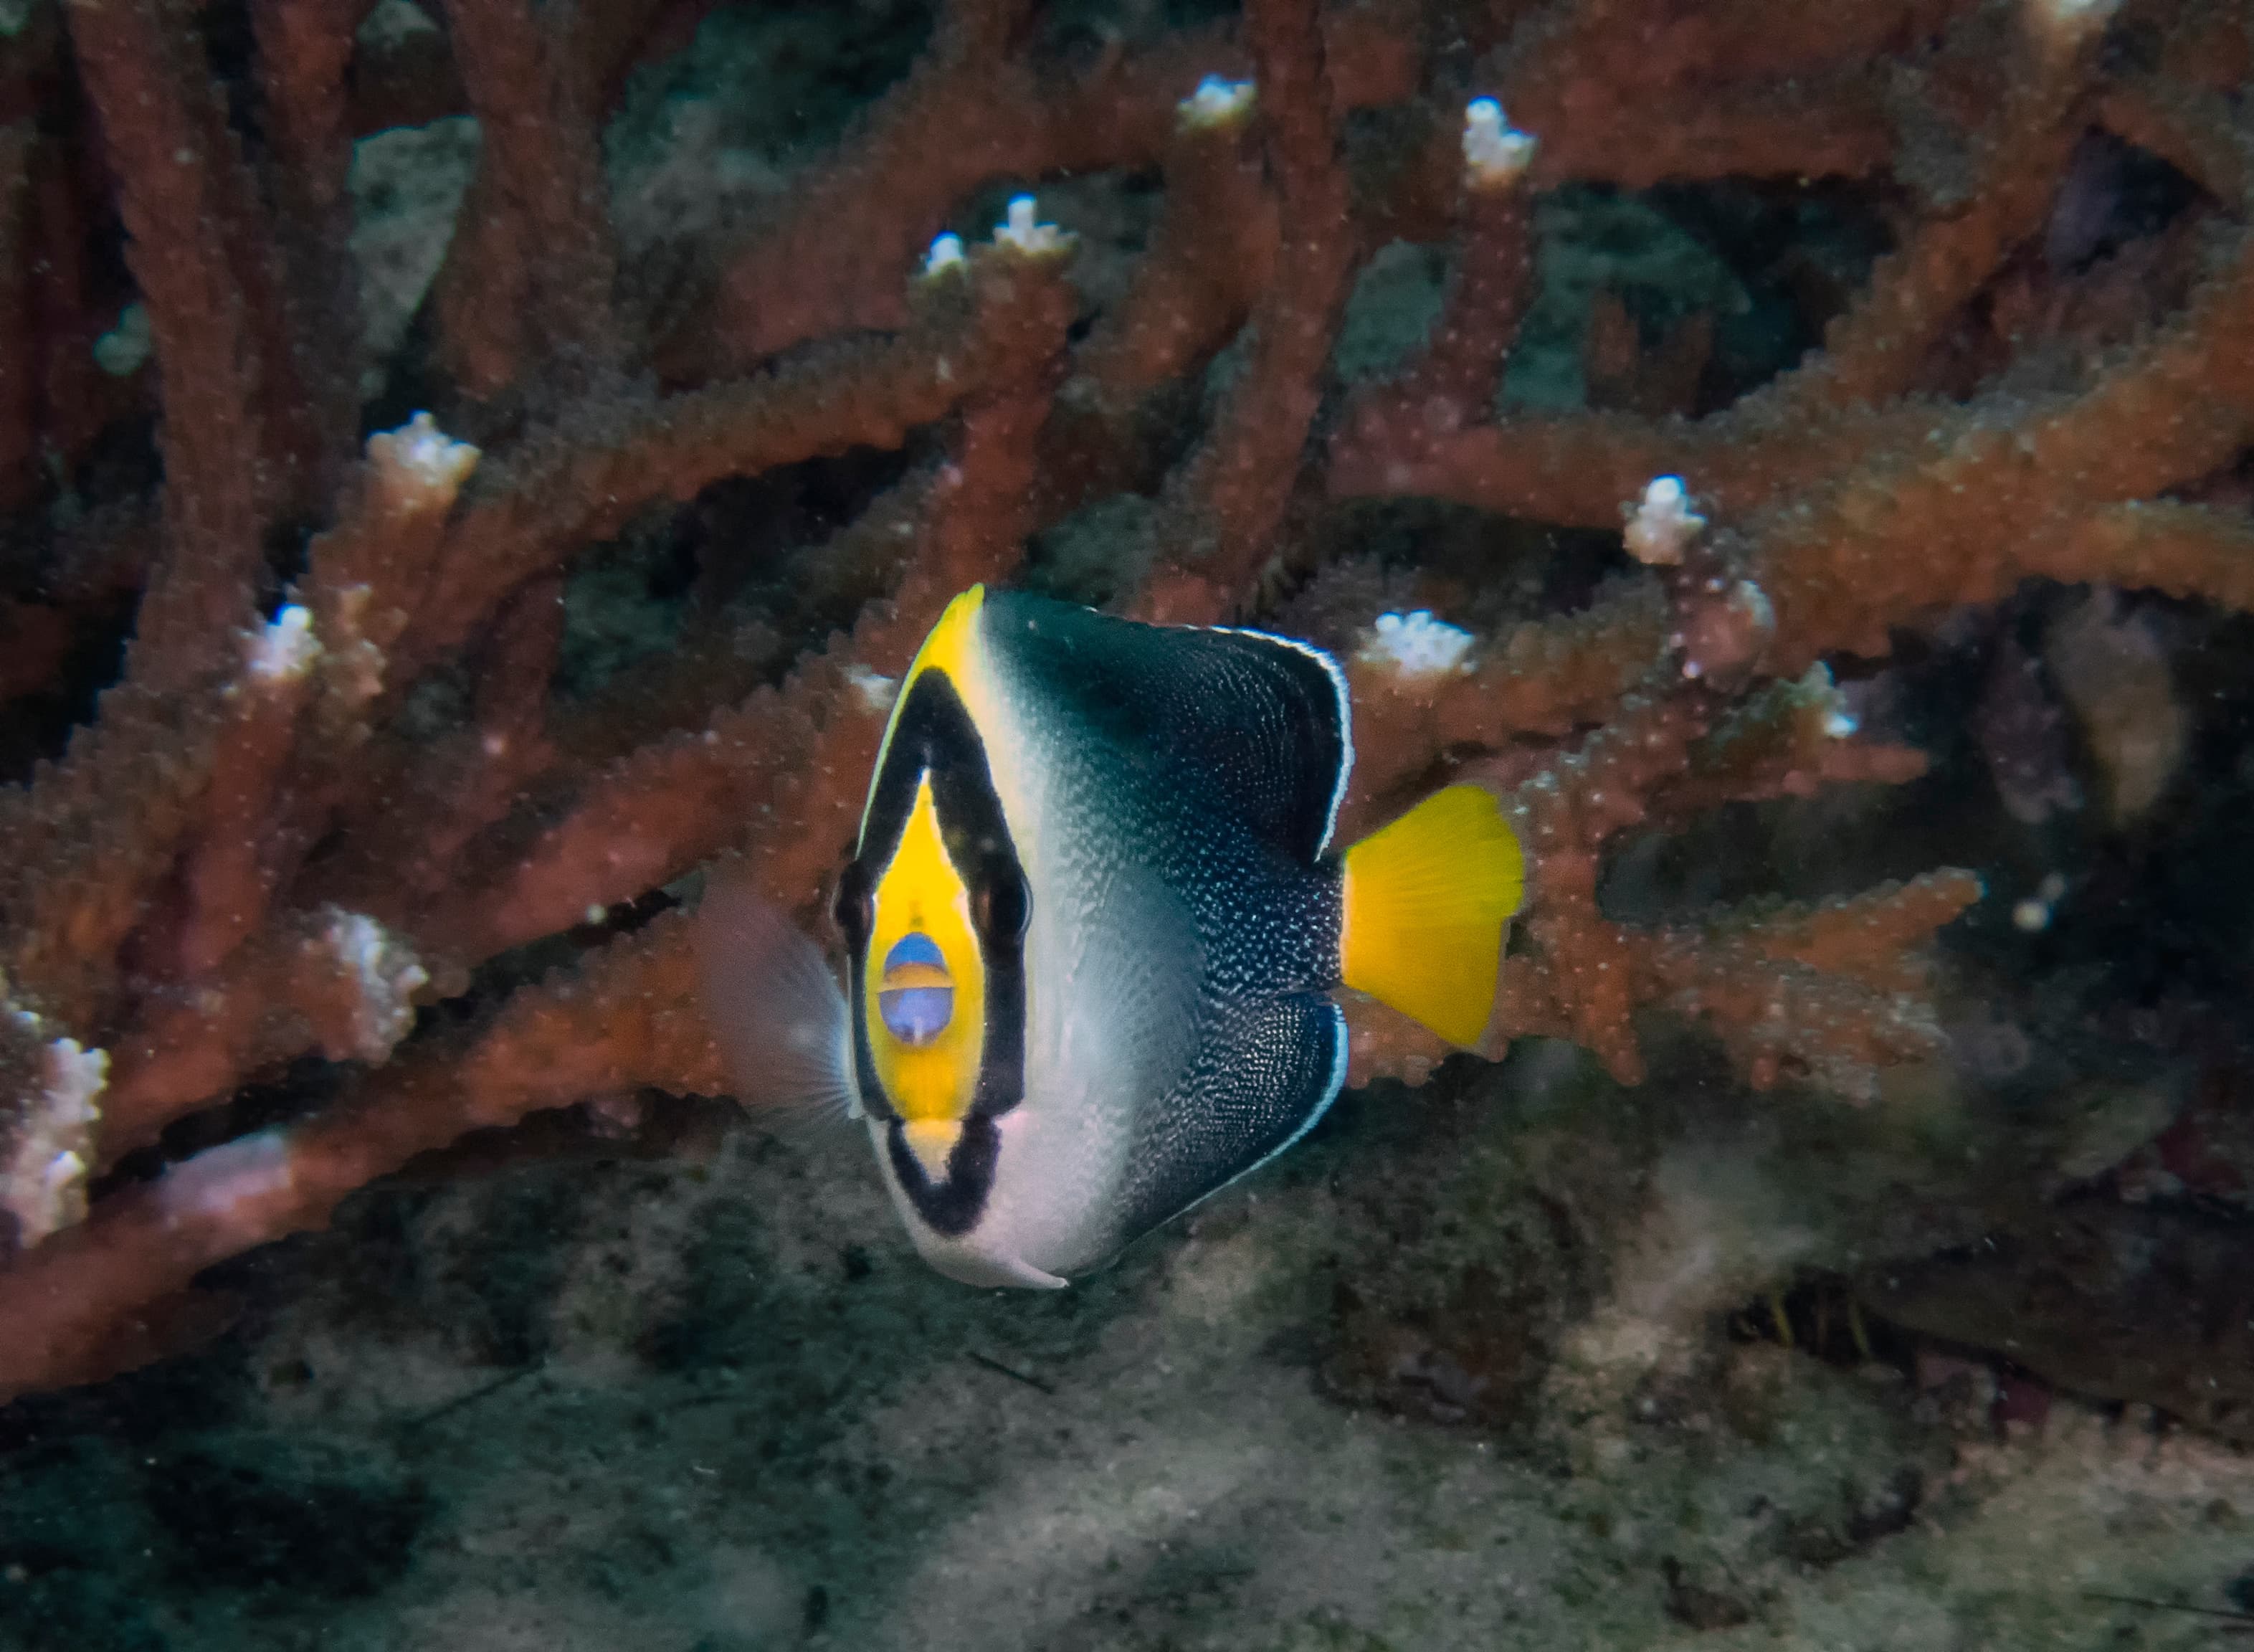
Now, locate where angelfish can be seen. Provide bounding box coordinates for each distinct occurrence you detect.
[699,587,1523,1287]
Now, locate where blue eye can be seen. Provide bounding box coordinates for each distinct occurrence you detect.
[878,932,954,1045]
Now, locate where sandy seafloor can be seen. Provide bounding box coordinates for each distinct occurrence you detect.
[7,1037,2254,1652]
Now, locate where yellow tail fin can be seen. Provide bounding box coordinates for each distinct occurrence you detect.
[1338,785,1524,1048]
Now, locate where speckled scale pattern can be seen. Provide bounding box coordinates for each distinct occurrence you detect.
[981,594,1351,1247]
[1111,989,1347,1248]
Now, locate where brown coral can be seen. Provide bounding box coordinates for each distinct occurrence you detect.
[0,0,2244,1402]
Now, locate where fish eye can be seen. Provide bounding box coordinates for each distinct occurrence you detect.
[878,931,954,1045]
[975,866,1030,942]
[833,860,875,942]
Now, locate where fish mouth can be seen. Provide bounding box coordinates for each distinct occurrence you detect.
[870,1114,1072,1288]
[898,1118,959,1180]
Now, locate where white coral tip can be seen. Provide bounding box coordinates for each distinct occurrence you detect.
[2,1035,107,1246]
[1179,75,1256,130]
[1625,475,1704,566]
[1798,663,1859,738]
[845,663,899,714]
[325,908,429,1062]
[156,1129,295,1235]
[92,302,151,377]
[923,233,966,277]
[1356,610,1476,678]
[247,604,319,683]
[1463,98,1536,187]
[2030,0,2119,47]
[374,411,480,496]
[993,195,1070,257]
[44,1038,107,1127]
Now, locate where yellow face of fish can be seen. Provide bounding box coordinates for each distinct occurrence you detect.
[862,776,986,1123]
[835,587,1033,1239]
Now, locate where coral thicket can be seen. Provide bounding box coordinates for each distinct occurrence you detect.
[0,0,2246,1414]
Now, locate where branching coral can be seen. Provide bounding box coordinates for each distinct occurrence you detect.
[0,0,2245,1402]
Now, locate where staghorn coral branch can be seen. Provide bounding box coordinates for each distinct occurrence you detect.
[0,592,345,1038]
[690,0,1035,368]
[1347,725,1978,1098]
[1343,573,1975,1097]
[2097,73,2254,207]
[1515,72,1896,191]
[1337,216,2254,673]
[65,0,269,679]
[1643,935,1948,1099]
[1502,690,1716,1083]
[246,0,365,495]
[434,0,623,397]
[1747,227,2254,668]
[1721,872,1989,996]
[2028,501,2254,604]
[718,248,1080,929]
[0,0,361,1036]
[1390,99,1539,426]
[1754,0,2114,416]
[1318,97,1543,566]
[299,414,487,742]
[680,2,1418,376]
[170,609,324,982]
[98,905,437,1162]
[0,685,219,1034]
[1035,82,1275,521]
[1168,0,1353,574]
[427,240,1077,957]
[1487,0,1946,189]
[1498,0,1970,110]
[1658,666,1930,820]
[324,576,568,934]
[0,123,35,512]
[1339,579,1670,827]
[1327,397,1939,529]
[4,0,2248,1405]
[1069,94,1272,404]
[98,240,1076,1160]
[78,421,485,1154]
[0,907,721,1400]
[405,250,1070,677]
[1136,0,1365,622]
[422,654,840,959]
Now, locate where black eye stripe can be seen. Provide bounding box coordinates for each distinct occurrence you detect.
[974,861,1031,944]
[847,668,1027,1234]
[832,858,875,945]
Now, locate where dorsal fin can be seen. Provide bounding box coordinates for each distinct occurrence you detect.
[981,592,1350,863]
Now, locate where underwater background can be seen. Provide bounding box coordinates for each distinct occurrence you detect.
[3,0,2254,1646]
